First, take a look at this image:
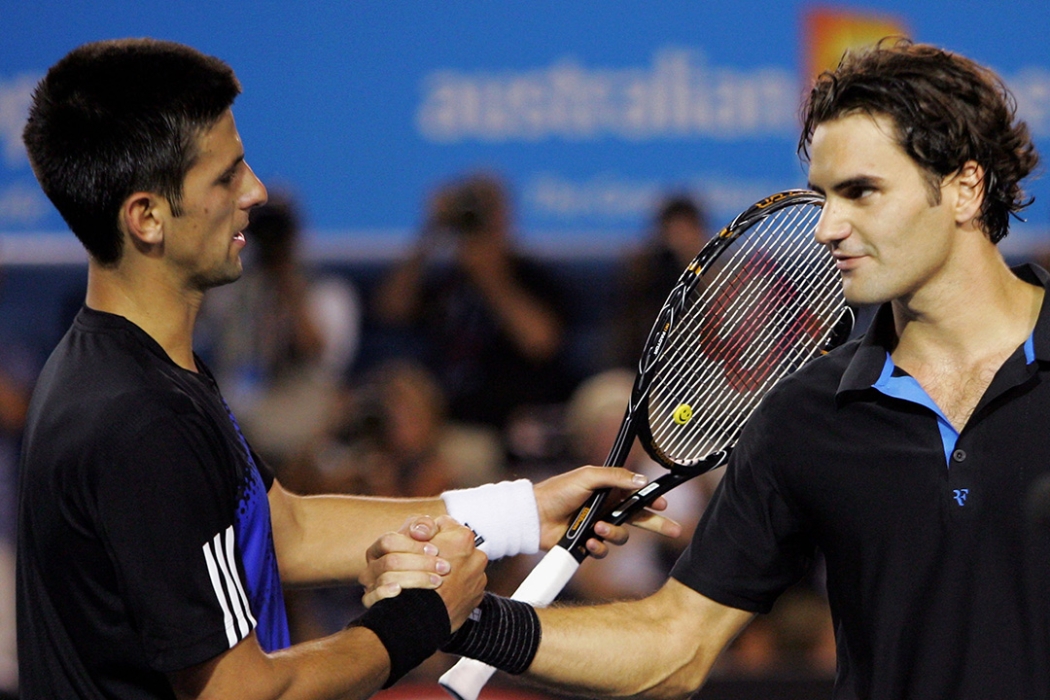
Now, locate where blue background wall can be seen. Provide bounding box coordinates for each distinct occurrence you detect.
[1,0,1048,262]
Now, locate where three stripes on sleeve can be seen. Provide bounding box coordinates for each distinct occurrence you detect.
[202,525,257,648]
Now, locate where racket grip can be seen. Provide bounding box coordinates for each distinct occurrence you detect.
[439,546,580,700]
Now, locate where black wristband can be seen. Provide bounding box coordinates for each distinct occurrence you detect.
[442,593,541,675]
[350,588,451,687]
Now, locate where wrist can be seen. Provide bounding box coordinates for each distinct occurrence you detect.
[442,593,541,675]
[441,479,540,560]
[349,588,451,687]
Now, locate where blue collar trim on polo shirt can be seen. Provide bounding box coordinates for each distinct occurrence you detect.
[872,352,959,466]
[871,333,1037,466]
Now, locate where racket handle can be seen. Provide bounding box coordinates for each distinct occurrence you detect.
[439,546,580,700]
[439,658,497,700]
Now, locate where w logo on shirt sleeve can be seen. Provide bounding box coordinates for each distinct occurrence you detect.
[202,525,257,648]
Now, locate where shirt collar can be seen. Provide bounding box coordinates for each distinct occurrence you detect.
[837,262,1050,396]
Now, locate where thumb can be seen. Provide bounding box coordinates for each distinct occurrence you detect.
[403,515,438,541]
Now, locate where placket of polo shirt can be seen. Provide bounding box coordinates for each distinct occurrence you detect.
[869,350,1020,520]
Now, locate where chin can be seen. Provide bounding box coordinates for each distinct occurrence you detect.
[194,263,244,291]
[843,283,894,307]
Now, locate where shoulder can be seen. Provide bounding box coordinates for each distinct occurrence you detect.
[29,327,220,460]
[741,338,860,442]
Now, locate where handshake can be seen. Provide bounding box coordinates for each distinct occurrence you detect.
[352,466,681,688]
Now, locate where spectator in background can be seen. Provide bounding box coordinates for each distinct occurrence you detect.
[0,254,34,699]
[605,194,710,369]
[0,363,28,700]
[374,173,572,434]
[198,191,362,468]
[293,357,505,501]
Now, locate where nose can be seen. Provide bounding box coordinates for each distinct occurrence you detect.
[814,200,849,247]
[241,163,268,210]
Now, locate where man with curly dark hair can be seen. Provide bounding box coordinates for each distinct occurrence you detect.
[440,41,1049,700]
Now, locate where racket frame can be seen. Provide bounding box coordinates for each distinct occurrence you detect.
[560,189,837,560]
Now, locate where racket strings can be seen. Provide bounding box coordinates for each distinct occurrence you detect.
[655,223,840,460]
[659,205,821,408]
[647,203,844,465]
[659,224,839,457]
[654,272,831,458]
[659,220,829,455]
[690,214,841,389]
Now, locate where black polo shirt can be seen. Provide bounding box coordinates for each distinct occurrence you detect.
[672,264,1050,699]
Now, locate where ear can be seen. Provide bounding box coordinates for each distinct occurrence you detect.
[950,160,985,229]
[119,191,166,251]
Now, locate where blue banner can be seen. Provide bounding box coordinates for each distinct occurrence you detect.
[1,0,1048,261]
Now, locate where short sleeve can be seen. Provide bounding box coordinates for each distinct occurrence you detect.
[94,408,253,671]
[670,399,817,613]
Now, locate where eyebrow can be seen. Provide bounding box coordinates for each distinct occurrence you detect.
[807,175,881,196]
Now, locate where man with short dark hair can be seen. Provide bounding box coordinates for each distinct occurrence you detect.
[17,38,673,699]
[441,40,1048,700]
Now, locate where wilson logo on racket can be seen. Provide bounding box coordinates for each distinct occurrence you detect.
[700,250,823,392]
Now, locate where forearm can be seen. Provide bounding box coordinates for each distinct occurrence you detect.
[272,490,446,586]
[270,479,541,586]
[373,249,427,324]
[0,374,28,432]
[238,628,390,700]
[529,600,708,698]
[172,590,452,699]
[451,581,752,700]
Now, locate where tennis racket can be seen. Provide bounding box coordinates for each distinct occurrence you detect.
[440,189,852,700]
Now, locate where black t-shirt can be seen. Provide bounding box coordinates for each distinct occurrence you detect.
[672,264,1050,699]
[17,308,290,699]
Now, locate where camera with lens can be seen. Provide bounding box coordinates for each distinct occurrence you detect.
[434,182,492,236]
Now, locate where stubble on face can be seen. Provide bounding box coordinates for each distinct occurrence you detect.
[168,111,262,293]
[807,113,956,307]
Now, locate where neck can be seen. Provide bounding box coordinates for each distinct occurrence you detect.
[891,246,1042,369]
[85,259,204,372]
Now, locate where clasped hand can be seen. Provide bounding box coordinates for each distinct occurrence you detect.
[360,467,682,619]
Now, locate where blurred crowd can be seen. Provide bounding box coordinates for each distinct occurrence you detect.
[0,172,835,694]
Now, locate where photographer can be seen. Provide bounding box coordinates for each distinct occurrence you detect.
[375,173,572,432]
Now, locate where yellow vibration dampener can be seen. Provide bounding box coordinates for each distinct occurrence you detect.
[673,403,693,425]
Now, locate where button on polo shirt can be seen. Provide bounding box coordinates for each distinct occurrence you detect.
[870,336,1036,514]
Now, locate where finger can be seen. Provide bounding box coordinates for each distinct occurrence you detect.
[370,551,451,578]
[433,514,470,533]
[592,520,630,546]
[365,531,438,563]
[585,537,611,559]
[626,509,683,539]
[401,514,438,541]
[366,570,443,595]
[361,573,444,609]
[574,465,651,492]
[362,582,403,609]
[359,550,448,590]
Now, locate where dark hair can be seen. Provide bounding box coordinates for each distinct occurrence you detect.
[657,195,706,230]
[22,38,241,264]
[799,39,1038,243]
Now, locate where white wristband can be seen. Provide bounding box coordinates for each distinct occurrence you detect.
[441,479,540,560]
